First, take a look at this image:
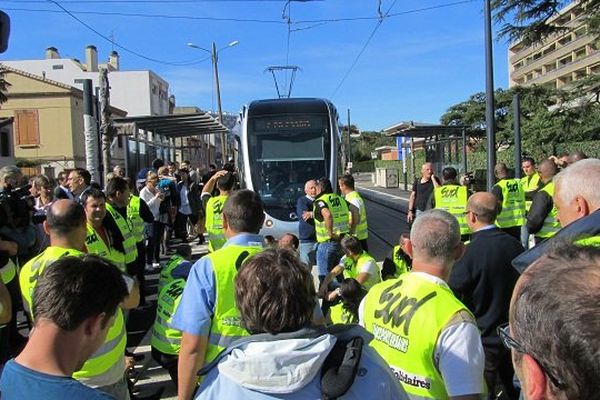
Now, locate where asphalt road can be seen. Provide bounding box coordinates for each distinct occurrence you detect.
[359,186,410,261]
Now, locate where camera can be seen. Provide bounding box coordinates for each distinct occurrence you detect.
[0,184,35,228]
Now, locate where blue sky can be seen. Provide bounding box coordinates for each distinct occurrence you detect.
[1,0,511,131]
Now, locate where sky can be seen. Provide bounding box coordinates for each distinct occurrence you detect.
[1,0,512,131]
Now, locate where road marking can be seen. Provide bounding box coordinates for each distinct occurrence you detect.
[357,186,409,202]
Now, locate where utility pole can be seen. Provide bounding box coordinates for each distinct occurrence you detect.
[212,42,227,162]
[99,67,112,185]
[513,93,522,179]
[82,79,100,184]
[347,108,352,173]
[484,0,496,191]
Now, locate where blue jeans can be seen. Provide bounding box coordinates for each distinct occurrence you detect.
[316,241,342,280]
[299,241,317,267]
[520,225,530,249]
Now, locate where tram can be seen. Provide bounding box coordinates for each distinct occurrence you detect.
[238,98,342,238]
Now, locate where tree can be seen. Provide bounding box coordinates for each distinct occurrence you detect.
[439,84,600,153]
[349,131,394,162]
[492,0,600,45]
[0,64,10,105]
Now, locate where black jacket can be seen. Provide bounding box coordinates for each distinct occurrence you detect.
[449,227,523,345]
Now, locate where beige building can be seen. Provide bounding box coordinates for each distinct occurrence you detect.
[508,1,600,88]
[0,65,125,177]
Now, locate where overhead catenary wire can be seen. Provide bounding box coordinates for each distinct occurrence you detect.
[3,0,476,69]
[2,0,478,25]
[44,0,220,66]
[330,0,399,99]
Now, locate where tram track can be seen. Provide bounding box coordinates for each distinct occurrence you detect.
[357,188,410,259]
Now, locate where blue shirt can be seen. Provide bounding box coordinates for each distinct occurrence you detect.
[0,359,115,400]
[296,195,316,242]
[171,260,193,281]
[172,233,264,336]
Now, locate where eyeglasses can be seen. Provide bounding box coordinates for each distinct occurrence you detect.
[497,323,564,389]
[462,209,478,216]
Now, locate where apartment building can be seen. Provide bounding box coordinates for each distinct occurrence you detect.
[508,1,600,88]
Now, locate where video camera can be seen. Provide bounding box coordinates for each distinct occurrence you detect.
[0,184,35,228]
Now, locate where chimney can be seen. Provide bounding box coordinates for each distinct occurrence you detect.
[45,46,60,59]
[108,50,120,71]
[85,45,98,72]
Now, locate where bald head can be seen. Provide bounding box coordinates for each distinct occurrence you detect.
[467,192,499,224]
[494,163,509,179]
[304,179,317,195]
[538,159,558,183]
[46,199,86,238]
[567,150,588,165]
[554,158,600,214]
[410,209,460,267]
[510,242,600,399]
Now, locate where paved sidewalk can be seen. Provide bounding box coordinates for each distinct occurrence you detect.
[127,239,208,400]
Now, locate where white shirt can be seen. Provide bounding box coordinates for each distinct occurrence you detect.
[140,187,161,220]
[179,185,192,215]
[340,255,381,290]
[359,272,485,397]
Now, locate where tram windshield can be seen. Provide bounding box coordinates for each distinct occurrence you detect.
[247,114,331,221]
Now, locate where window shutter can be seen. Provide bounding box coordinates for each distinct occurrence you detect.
[15,109,40,146]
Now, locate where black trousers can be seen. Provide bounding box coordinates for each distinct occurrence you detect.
[151,347,178,386]
[484,343,520,400]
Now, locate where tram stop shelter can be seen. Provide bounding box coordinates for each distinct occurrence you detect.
[114,112,229,177]
[383,121,486,190]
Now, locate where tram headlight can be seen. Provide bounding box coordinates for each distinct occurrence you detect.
[265,219,273,228]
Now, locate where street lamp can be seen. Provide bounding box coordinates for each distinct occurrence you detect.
[187,40,239,163]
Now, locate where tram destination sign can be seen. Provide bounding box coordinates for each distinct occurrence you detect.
[253,115,325,132]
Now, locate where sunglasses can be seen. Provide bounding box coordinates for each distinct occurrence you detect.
[497,323,564,389]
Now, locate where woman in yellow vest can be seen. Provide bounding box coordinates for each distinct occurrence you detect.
[319,236,381,303]
[327,278,367,324]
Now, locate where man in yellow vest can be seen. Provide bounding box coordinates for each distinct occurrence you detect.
[158,243,192,291]
[381,233,412,280]
[338,174,369,251]
[432,167,470,242]
[173,189,265,400]
[313,177,358,284]
[127,184,154,305]
[360,209,485,399]
[105,177,138,275]
[19,199,139,399]
[526,159,560,245]
[1,255,128,399]
[201,170,235,252]
[492,163,526,240]
[151,272,188,387]
[319,235,381,302]
[82,188,126,273]
[513,158,600,273]
[520,157,542,248]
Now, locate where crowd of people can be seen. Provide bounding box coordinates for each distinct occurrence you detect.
[0,150,598,400]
